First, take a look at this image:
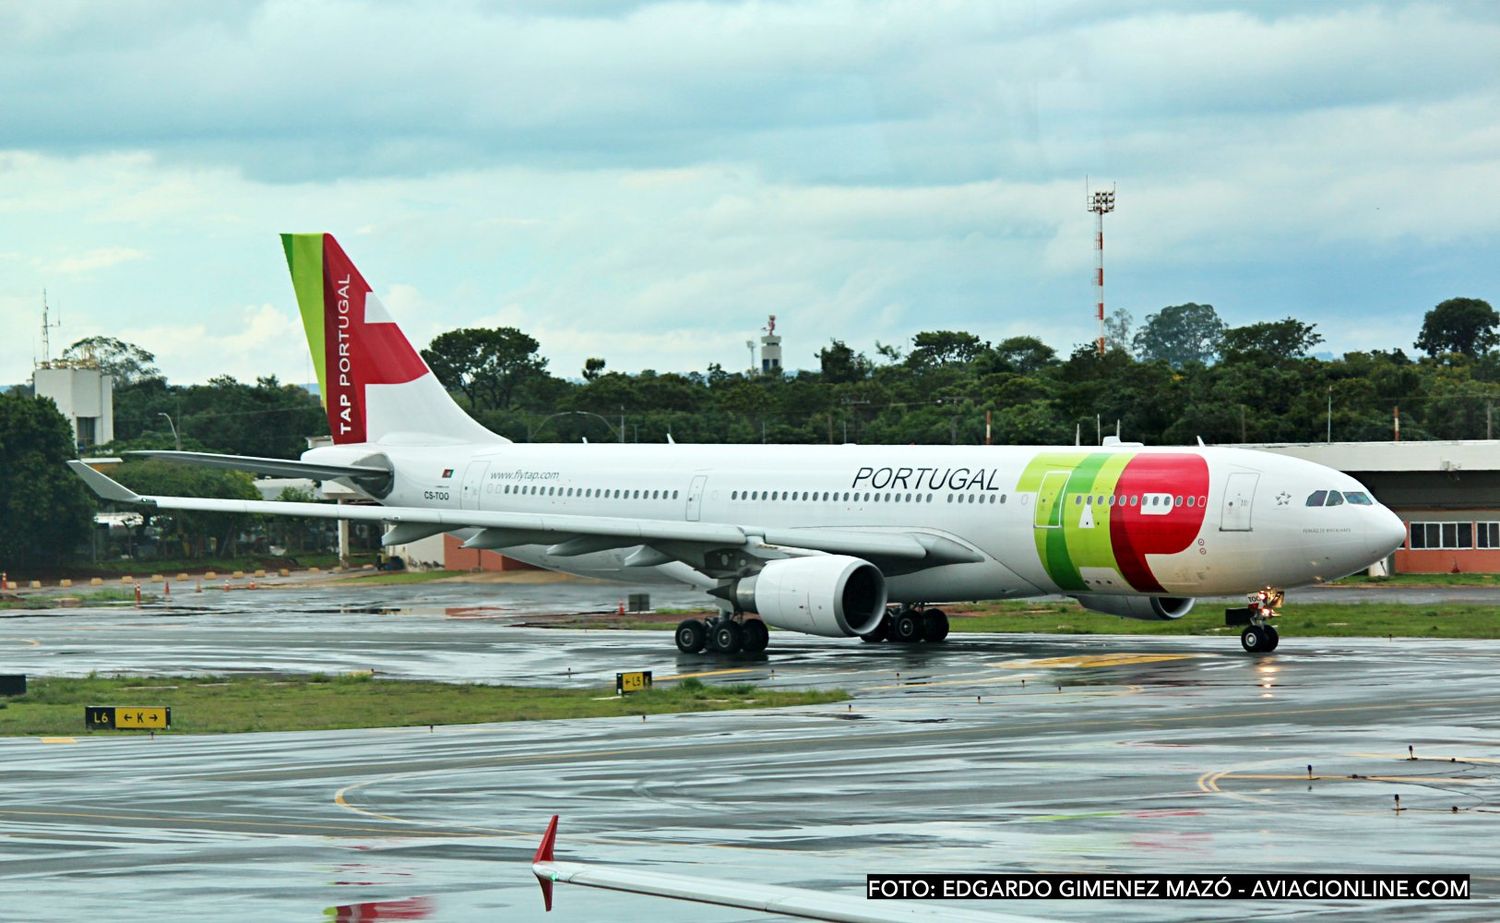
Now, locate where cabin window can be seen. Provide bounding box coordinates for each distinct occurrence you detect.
[1343,491,1373,505]
[1324,491,1344,507]
[673,490,679,499]
[1074,495,1082,505]
[1306,490,1328,506]
[946,495,954,503]
[1186,496,1194,507]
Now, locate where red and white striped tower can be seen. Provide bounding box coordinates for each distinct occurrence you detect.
[1086,183,1116,356]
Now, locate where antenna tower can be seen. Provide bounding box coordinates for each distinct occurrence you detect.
[1086,181,1116,356]
[40,290,63,367]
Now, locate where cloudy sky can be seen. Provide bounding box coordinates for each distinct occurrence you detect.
[3,0,1498,387]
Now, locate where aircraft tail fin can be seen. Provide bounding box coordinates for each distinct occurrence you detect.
[280,233,503,446]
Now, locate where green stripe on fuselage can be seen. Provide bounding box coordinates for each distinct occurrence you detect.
[1022,451,1131,592]
[281,233,327,407]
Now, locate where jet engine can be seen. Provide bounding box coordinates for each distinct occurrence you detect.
[721,555,887,637]
[1073,594,1195,621]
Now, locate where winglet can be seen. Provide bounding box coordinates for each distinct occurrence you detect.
[67,460,149,504]
[533,814,559,912]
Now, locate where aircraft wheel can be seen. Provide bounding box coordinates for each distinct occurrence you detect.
[709,620,743,655]
[1263,626,1280,651]
[675,619,707,654]
[860,613,891,643]
[741,619,769,654]
[1240,625,1268,653]
[891,611,922,643]
[922,609,950,643]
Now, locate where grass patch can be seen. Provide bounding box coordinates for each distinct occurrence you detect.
[1330,572,1500,587]
[0,589,142,610]
[0,674,849,736]
[947,599,1500,639]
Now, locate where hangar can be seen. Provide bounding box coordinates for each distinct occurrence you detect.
[1251,440,1500,574]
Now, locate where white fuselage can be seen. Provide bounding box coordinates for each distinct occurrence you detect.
[307,441,1406,603]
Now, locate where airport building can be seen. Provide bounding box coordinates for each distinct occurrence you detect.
[33,365,114,449]
[1250,440,1500,574]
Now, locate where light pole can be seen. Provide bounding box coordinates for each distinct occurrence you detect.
[158,412,181,450]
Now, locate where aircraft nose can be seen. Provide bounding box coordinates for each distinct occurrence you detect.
[1375,507,1406,555]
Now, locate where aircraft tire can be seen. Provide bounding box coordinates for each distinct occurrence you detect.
[1240,625,1267,653]
[1263,626,1280,651]
[922,609,950,643]
[675,619,708,654]
[891,611,922,643]
[710,620,744,655]
[741,619,769,654]
[860,613,891,643]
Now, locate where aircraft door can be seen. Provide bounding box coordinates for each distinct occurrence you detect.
[1220,471,1259,532]
[460,461,490,510]
[1033,471,1069,528]
[685,474,708,521]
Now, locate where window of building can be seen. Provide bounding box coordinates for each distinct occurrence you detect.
[1409,521,1474,550]
[1477,522,1500,549]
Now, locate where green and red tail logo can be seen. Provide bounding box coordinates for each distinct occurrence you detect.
[1018,452,1210,593]
[282,233,428,443]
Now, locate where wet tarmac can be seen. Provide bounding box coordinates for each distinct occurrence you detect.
[2,584,1498,921]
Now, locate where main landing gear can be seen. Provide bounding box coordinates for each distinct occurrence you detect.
[860,605,950,645]
[675,613,769,655]
[1226,588,1283,654]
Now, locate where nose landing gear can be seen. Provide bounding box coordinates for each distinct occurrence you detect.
[1227,588,1283,653]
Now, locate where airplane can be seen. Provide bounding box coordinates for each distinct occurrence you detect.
[68,233,1407,657]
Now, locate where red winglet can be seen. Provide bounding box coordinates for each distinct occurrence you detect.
[533,815,559,912]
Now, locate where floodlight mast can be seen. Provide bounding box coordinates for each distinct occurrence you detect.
[1086,182,1116,357]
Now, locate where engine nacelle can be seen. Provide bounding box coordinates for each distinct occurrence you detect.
[1073,594,1195,621]
[726,555,887,637]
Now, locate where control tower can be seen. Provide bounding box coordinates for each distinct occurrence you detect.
[759,314,782,375]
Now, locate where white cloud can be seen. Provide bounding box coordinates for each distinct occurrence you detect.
[0,1,1497,386]
[41,247,146,274]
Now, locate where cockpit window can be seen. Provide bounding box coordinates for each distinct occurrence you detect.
[1306,490,1328,507]
[1343,491,1373,505]
[1324,490,1344,507]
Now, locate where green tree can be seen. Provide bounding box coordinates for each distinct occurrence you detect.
[1132,303,1225,368]
[817,339,871,383]
[0,394,93,571]
[907,330,987,368]
[110,460,260,558]
[1103,308,1134,355]
[582,357,607,381]
[422,327,548,411]
[1220,318,1324,364]
[59,336,161,385]
[1415,297,1499,358]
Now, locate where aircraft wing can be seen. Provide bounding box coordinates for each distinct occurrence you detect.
[531,816,1050,922]
[125,450,392,489]
[68,462,982,571]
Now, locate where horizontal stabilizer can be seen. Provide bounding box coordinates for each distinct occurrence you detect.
[127,450,392,488]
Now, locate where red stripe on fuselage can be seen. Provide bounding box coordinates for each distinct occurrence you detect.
[1109,454,1210,593]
